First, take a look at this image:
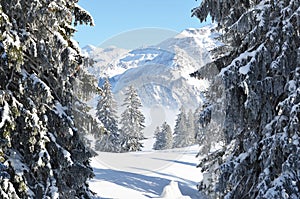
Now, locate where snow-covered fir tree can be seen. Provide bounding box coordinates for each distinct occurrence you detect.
[191,0,300,198]
[194,103,203,143]
[195,100,225,156]
[173,106,193,148]
[120,86,145,152]
[187,109,196,145]
[95,78,120,152]
[0,0,95,198]
[153,126,162,150]
[73,66,103,150]
[96,78,119,134]
[153,122,173,150]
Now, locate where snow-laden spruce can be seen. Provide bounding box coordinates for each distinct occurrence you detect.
[120,86,146,152]
[186,109,196,145]
[191,0,300,198]
[0,1,95,198]
[153,122,173,150]
[173,106,195,148]
[95,78,121,152]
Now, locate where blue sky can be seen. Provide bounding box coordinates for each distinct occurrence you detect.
[74,0,210,48]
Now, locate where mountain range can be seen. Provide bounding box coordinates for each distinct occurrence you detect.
[83,27,219,109]
[83,25,220,133]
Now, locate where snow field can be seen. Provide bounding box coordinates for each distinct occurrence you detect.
[89,145,205,199]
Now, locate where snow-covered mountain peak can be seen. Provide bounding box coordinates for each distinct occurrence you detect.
[156,26,220,68]
[82,44,97,54]
[175,27,212,38]
[84,46,129,78]
[116,47,175,71]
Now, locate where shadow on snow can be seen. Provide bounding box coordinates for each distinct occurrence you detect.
[92,168,169,196]
[91,168,206,199]
[151,158,198,167]
[129,167,206,199]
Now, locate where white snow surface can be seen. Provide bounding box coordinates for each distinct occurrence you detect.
[89,145,205,199]
[160,181,191,199]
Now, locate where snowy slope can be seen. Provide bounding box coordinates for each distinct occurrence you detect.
[108,26,220,111]
[89,145,206,199]
[111,47,205,109]
[82,45,129,79]
[157,25,220,66]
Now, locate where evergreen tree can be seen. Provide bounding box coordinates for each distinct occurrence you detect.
[73,68,102,150]
[187,109,196,145]
[96,78,118,134]
[173,106,191,148]
[95,78,120,152]
[153,126,162,150]
[194,103,203,142]
[0,1,95,198]
[153,122,173,150]
[120,86,145,152]
[195,101,225,156]
[191,0,300,198]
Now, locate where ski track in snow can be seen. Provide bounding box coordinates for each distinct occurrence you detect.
[89,145,206,199]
